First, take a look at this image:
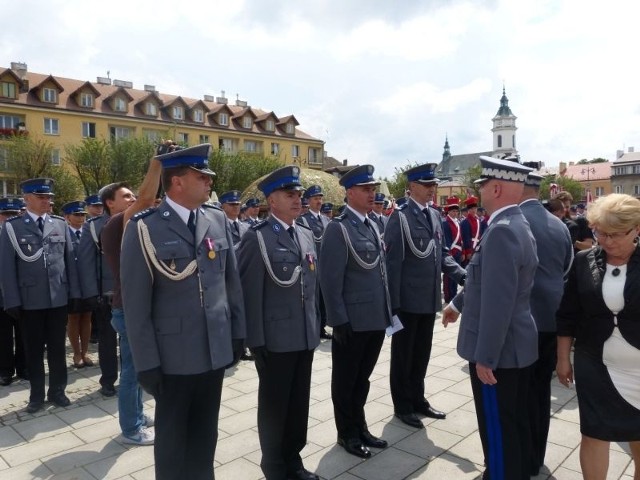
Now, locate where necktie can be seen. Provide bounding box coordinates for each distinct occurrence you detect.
[233,221,240,235]
[187,211,196,237]
[422,208,433,230]
[75,230,81,240]
[317,215,322,223]
[364,218,379,245]
[37,217,44,232]
[287,226,296,240]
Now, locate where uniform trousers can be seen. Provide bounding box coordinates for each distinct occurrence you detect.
[390,312,436,414]
[95,299,117,388]
[154,368,225,480]
[332,330,385,440]
[255,349,314,479]
[528,332,557,473]
[0,308,26,378]
[470,363,532,480]
[20,306,68,402]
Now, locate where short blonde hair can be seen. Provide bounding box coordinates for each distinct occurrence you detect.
[586,193,640,231]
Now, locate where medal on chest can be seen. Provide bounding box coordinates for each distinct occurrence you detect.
[205,238,216,260]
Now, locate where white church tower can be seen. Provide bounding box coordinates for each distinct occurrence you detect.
[491,86,518,158]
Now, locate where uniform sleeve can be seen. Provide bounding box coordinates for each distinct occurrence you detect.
[475,226,522,368]
[120,220,161,372]
[77,222,98,298]
[237,229,266,347]
[384,211,403,311]
[0,226,20,308]
[319,221,350,327]
[64,224,82,299]
[222,216,246,340]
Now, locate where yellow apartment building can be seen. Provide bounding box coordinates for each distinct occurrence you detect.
[0,62,325,196]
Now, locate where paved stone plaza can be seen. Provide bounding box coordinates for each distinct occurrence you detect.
[0,317,634,479]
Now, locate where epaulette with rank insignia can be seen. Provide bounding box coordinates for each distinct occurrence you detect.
[130,207,157,222]
[397,203,408,211]
[333,213,346,222]
[202,203,222,211]
[251,220,269,230]
[6,215,21,223]
[51,214,65,221]
[86,216,101,223]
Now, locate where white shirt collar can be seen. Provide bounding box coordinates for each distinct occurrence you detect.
[488,204,517,225]
[27,210,47,223]
[346,205,367,223]
[271,213,294,230]
[165,196,196,226]
[409,197,428,210]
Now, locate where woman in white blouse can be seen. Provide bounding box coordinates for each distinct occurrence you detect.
[556,193,640,480]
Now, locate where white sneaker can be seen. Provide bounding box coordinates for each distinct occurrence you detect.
[142,413,154,427]
[122,426,155,445]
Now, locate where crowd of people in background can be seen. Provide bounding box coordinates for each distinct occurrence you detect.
[0,145,638,480]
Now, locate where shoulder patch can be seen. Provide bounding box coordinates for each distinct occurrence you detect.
[251,220,269,230]
[131,207,157,222]
[496,218,511,226]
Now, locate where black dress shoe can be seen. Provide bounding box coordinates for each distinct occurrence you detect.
[414,402,446,419]
[99,385,117,397]
[0,375,13,386]
[360,430,388,449]
[337,437,371,458]
[288,467,320,480]
[26,401,44,413]
[395,412,424,429]
[320,329,333,340]
[48,394,71,407]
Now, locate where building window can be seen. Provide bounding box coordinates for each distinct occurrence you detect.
[114,97,127,112]
[0,147,8,170]
[110,126,132,140]
[309,148,321,164]
[1,82,16,99]
[615,185,623,194]
[82,122,96,138]
[177,133,189,144]
[512,135,515,148]
[497,135,502,148]
[286,123,295,134]
[635,185,640,196]
[199,134,209,144]
[143,130,163,142]
[634,165,640,174]
[44,118,59,135]
[595,186,604,196]
[244,140,257,153]
[266,119,275,131]
[42,88,57,103]
[0,115,21,128]
[51,149,61,166]
[271,143,279,155]
[173,106,184,120]
[292,145,300,157]
[193,109,204,123]
[219,113,229,126]
[80,93,94,108]
[145,103,157,116]
[219,138,233,152]
[242,117,252,129]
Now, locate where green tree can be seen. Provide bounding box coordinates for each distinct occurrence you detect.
[540,175,583,201]
[577,158,608,164]
[386,161,419,199]
[109,137,156,190]
[65,138,111,194]
[462,164,483,200]
[209,149,284,194]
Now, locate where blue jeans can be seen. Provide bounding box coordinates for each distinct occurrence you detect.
[111,308,144,437]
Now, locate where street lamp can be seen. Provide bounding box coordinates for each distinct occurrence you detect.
[581,167,596,203]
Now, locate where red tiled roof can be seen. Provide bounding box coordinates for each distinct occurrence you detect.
[563,162,611,181]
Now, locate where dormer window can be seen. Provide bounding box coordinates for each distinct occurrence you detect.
[193,109,204,123]
[219,113,229,126]
[286,123,294,134]
[173,106,184,120]
[80,93,94,108]
[114,97,127,112]
[266,119,275,131]
[242,117,252,129]
[43,88,57,103]
[146,102,157,116]
[1,81,16,99]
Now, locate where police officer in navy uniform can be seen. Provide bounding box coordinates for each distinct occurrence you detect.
[121,144,246,480]
[238,166,320,480]
[244,197,261,225]
[298,185,332,340]
[219,190,249,248]
[0,179,81,413]
[386,164,466,429]
[84,194,104,219]
[320,165,392,459]
[0,198,27,385]
[367,192,388,233]
[320,202,333,220]
[519,172,573,475]
[443,156,538,480]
